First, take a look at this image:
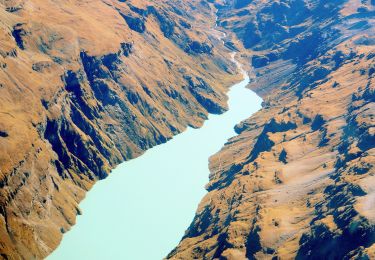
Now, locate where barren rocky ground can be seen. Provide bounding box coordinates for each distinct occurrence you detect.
[0,0,374,259]
[0,0,240,258]
[169,0,375,259]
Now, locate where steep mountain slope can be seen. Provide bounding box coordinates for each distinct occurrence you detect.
[170,0,375,259]
[0,0,240,258]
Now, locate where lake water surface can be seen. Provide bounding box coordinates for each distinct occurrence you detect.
[49,56,262,260]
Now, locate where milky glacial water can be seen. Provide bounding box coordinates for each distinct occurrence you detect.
[49,56,262,260]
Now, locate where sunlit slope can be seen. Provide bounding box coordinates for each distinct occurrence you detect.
[170,0,375,259]
[0,0,239,258]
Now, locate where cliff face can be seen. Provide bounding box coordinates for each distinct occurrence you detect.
[0,0,240,258]
[170,0,375,259]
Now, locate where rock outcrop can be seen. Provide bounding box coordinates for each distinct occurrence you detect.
[0,0,239,258]
[170,0,375,259]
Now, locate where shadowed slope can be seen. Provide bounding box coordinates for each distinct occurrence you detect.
[169,0,375,258]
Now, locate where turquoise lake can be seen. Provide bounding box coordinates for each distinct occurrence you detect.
[49,57,262,260]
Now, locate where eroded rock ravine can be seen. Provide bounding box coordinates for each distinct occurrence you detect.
[169,0,375,259]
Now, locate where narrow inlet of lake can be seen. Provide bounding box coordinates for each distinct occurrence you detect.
[49,55,262,260]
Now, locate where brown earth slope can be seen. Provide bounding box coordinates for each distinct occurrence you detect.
[170,0,375,259]
[0,0,241,258]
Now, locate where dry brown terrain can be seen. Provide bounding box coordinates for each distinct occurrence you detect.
[169,0,375,259]
[0,0,240,258]
[1,0,374,259]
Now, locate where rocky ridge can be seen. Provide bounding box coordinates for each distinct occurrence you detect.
[0,0,240,258]
[170,0,375,259]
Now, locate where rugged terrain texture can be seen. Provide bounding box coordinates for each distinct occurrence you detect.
[170,0,375,259]
[0,0,241,258]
